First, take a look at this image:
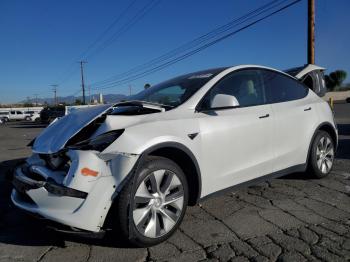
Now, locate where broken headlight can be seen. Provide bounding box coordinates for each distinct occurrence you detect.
[40,153,70,171]
[68,129,124,152]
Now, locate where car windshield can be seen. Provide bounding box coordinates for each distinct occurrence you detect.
[129,68,226,108]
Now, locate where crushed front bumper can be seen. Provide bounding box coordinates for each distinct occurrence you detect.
[11,150,139,232]
[12,169,88,199]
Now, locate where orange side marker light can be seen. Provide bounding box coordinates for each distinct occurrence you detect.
[81,167,99,177]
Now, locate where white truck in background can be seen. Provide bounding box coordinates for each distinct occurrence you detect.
[8,110,32,121]
[0,110,38,122]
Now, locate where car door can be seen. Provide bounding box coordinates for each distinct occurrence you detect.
[16,111,23,120]
[261,69,319,172]
[196,69,274,196]
[10,111,16,120]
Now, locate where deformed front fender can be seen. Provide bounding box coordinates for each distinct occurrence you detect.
[102,117,201,156]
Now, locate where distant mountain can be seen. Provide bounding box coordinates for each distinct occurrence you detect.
[21,93,128,105]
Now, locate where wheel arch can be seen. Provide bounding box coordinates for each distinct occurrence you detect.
[140,142,202,206]
[318,123,338,148]
[307,122,338,164]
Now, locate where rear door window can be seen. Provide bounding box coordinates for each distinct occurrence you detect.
[262,70,308,104]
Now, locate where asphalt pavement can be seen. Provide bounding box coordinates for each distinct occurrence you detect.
[0,103,349,262]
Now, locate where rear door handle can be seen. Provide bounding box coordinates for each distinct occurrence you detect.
[304,107,312,111]
[259,114,270,119]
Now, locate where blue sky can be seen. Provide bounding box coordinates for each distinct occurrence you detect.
[0,0,349,103]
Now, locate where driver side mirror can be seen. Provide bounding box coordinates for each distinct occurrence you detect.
[211,94,240,109]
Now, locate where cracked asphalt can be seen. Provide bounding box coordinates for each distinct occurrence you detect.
[0,103,349,262]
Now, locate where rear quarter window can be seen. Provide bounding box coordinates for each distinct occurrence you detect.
[262,70,308,104]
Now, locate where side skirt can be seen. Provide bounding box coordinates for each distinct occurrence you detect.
[199,163,307,203]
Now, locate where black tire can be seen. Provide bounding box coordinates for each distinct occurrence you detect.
[25,116,31,121]
[307,130,335,178]
[116,156,188,247]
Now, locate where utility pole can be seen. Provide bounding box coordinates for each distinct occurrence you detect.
[33,94,38,106]
[307,0,315,64]
[51,84,58,105]
[79,61,87,105]
[88,85,91,105]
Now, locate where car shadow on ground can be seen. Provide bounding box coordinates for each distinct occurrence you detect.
[338,123,350,136]
[0,129,349,249]
[336,123,350,160]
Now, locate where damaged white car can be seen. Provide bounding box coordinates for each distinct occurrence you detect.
[12,64,337,246]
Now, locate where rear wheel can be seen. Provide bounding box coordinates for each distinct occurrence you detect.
[25,116,31,121]
[116,156,188,247]
[308,130,335,178]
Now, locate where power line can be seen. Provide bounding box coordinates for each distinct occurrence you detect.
[78,0,137,60]
[90,0,284,88]
[56,0,159,87]
[56,0,137,85]
[92,0,302,91]
[90,0,292,90]
[85,0,161,60]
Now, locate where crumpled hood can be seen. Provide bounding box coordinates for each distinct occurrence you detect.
[33,105,112,154]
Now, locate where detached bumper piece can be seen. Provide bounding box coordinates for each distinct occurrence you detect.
[12,170,88,199]
[46,220,107,239]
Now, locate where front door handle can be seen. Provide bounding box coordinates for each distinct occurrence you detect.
[259,114,270,119]
[304,107,312,111]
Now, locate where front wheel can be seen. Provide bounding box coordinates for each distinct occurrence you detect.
[308,130,335,178]
[116,156,188,247]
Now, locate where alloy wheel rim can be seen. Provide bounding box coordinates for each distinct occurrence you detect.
[133,169,184,238]
[316,136,334,174]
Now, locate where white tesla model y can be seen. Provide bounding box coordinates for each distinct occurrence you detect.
[12,64,337,246]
